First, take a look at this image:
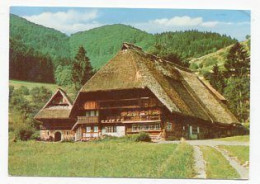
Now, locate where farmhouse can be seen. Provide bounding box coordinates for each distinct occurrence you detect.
[35,43,244,141]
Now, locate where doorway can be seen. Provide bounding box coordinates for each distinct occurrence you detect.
[54,132,62,141]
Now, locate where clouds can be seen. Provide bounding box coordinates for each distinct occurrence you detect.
[153,16,203,27]
[131,16,249,41]
[23,9,102,35]
[145,16,234,28]
[21,9,250,41]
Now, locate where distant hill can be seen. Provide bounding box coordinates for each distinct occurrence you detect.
[10,14,239,83]
[69,24,155,69]
[189,40,250,75]
[10,14,71,67]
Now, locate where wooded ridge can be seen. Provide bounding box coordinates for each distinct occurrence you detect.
[10,14,237,84]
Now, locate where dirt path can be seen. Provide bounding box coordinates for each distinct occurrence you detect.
[159,139,249,179]
[214,146,249,179]
[193,145,206,179]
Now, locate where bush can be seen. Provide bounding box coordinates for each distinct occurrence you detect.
[61,137,75,143]
[19,86,30,95]
[94,133,151,143]
[14,122,35,141]
[31,131,40,140]
[189,62,199,70]
[9,85,15,98]
[135,132,151,142]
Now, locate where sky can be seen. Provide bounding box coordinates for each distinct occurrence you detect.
[10,7,250,41]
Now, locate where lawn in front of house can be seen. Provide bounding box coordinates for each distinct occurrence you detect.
[200,146,240,179]
[219,145,249,166]
[215,135,249,142]
[9,140,194,178]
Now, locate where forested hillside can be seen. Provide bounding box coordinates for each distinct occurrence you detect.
[10,14,238,83]
[150,31,236,62]
[70,24,155,69]
[10,14,71,67]
[189,40,250,75]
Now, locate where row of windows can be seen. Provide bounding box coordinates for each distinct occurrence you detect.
[132,124,160,132]
[86,110,99,117]
[86,126,99,133]
[103,126,117,133]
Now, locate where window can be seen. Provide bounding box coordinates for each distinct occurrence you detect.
[155,124,160,130]
[86,111,90,117]
[132,125,137,132]
[105,126,116,133]
[86,126,91,132]
[90,111,95,117]
[94,126,98,132]
[86,110,99,117]
[83,101,98,110]
[192,126,198,134]
[166,122,172,131]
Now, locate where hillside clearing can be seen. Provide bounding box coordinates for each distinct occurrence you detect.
[9,80,59,93]
[189,40,249,75]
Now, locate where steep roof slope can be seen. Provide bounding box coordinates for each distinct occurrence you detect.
[34,88,73,120]
[78,43,238,124]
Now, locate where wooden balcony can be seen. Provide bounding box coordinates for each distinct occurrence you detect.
[77,116,99,124]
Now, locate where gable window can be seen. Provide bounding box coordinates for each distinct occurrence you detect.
[86,110,99,117]
[90,111,95,117]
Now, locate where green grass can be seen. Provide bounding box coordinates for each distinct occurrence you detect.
[219,145,249,166]
[10,80,59,93]
[9,80,77,100]
[215,135,249,142]
[9,141,194,178]
[200,146,240,179]
[189,40,249,74]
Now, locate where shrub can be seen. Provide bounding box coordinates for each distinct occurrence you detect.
[189,62,199,70]
[15,124,34,141]
[135,132,151,142]
[19,86,30,95]
[9,85,14,98]
[31,131,40,140]
[61,137,75,143]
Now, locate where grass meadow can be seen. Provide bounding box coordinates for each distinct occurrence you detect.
[9,140,195,178]
[215,135,249,142]
[200,146,240,179]
[9,80,59,93]
[219,145,249,166]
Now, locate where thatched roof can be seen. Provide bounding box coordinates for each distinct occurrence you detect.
[34,88,73,120]
[75,42,238,124]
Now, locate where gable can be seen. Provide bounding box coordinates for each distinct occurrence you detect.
[34,88,73,120]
